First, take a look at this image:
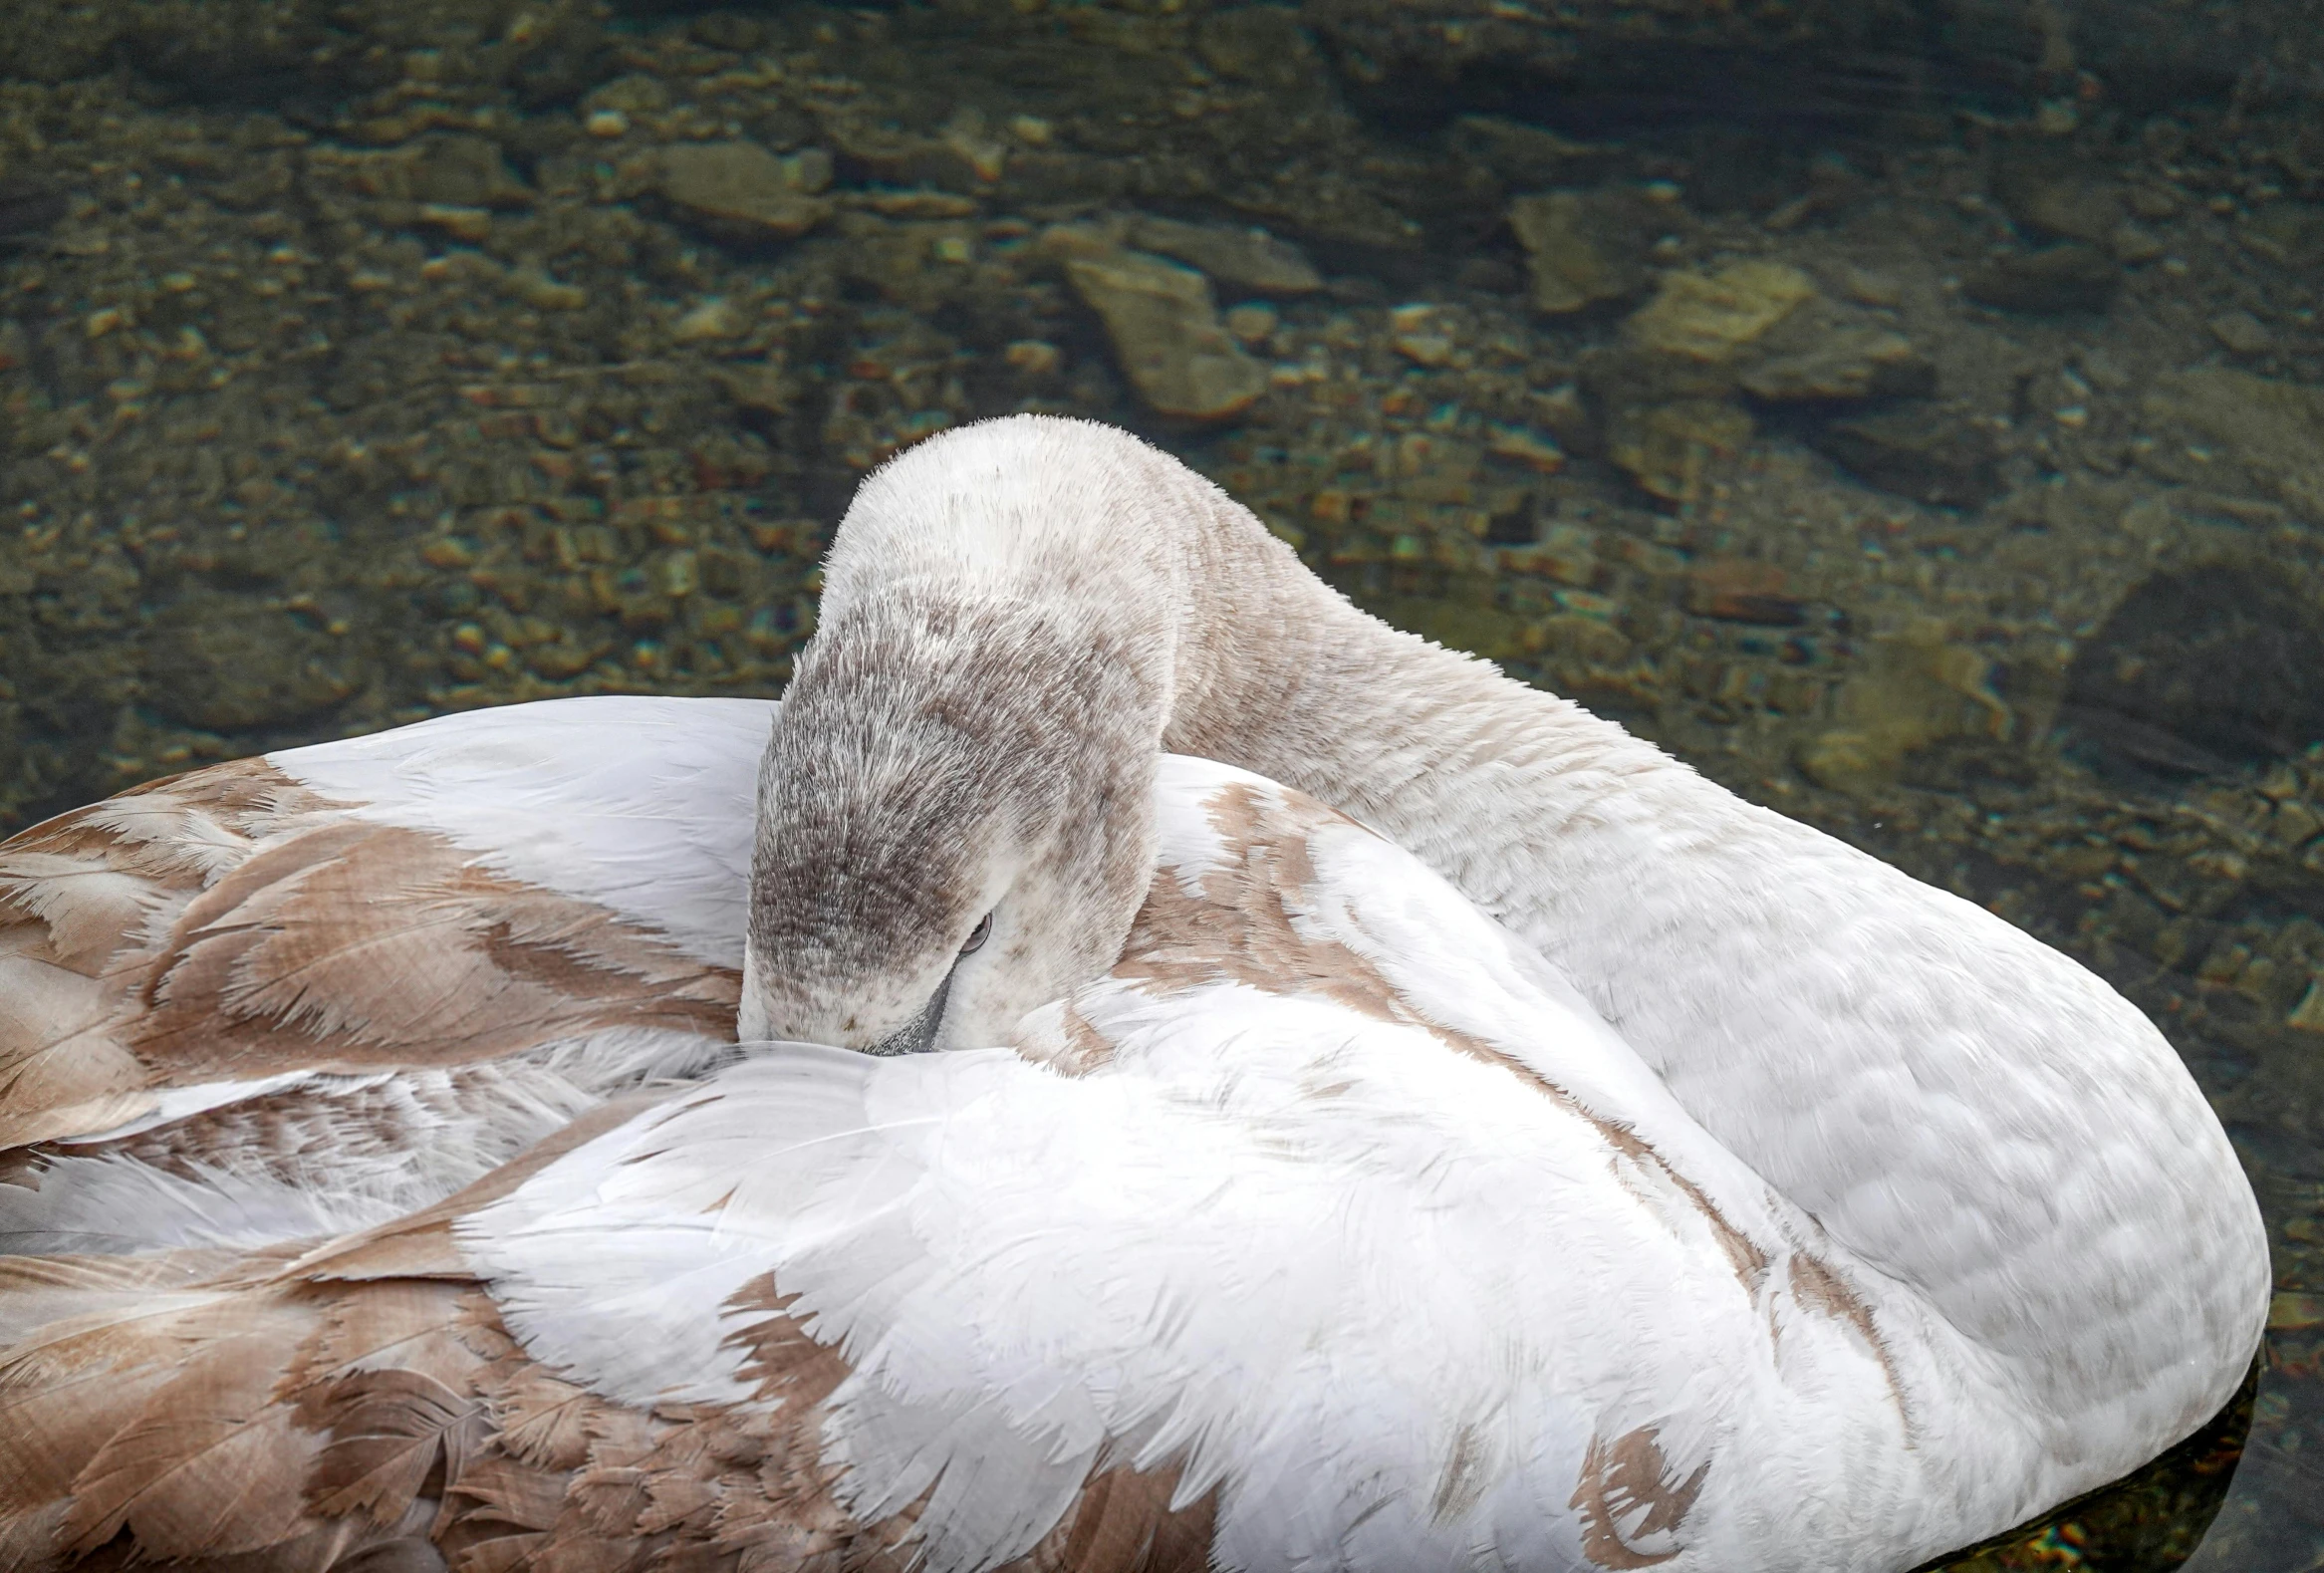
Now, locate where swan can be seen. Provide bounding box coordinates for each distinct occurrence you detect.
[0,413,2268,1571]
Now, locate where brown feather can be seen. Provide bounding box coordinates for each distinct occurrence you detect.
[435,1439,572,1573]
[1,756,736,1163]
[0,1098,1229,1573]
[0,1498,75,1570]
[1010,1464,1218,1573]
[441,1530,544,1573]
[63,1329,325,1557]
[307,1370,488,1527]
[338,1536,449,1573]
[0,1293,264,1538]
[0,1250,241,1336]
[296,1283,475,1381]
[0,760,298,1148]
[129,823,735,1081]
[0,1038,150,1153]
[484,1370,597,1472]
[440,1453,566,1534]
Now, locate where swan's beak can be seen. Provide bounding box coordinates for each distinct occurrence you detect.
[868,965,955,1056]
[736,942,958,1057]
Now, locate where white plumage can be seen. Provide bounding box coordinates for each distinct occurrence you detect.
[280,692,770,968]
[465,758,1948,1572]
[0,415,2268,1573]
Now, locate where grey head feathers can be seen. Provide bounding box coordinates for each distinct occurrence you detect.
[744,581,1163,1054]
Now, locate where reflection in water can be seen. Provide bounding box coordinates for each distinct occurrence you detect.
[0,0,2320,1563]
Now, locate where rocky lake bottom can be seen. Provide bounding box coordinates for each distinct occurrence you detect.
[2,0,2322,1563]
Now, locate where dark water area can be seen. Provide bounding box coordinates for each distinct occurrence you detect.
[1,0,2322,1564]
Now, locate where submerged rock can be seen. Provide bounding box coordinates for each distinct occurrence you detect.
[1737,300,1935,402]
[0,177,67,245]
[1588,263,1934,502]
[1191,4,1331,95]
[1303,0,1926,82]
[822,108,1008,192]
[2141,367,2324,521]
[2208,310,2276,355]
[1991,149,2127,246]
[2238,200,2324,270]
[1448,117,1616,190]
[1685,558,1805,625]
[2063,566,2324,777]
[1066,249,1268,420]
[1599,261,1931,404]
[406,134,533,210]
[1962,244,2121,314]
[1507,189,1657,316]
[1126,214,1322,296]
[1605,399,1754,504]
[143,597,357,732]
[656,140,831,244]
[1798,620,2012,796]
[1625,260,1816,362]
[1812,404,2002,508]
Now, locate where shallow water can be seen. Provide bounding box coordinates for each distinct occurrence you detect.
[1,0,2321,1563]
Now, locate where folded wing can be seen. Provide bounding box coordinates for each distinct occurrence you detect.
[0,697,771,1252]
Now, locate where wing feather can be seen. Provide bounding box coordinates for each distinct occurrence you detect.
[306,1369,489,1526]
[0,698,767,1253]
[61,1321,325,1557]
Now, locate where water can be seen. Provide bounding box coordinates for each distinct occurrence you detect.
[1,0,2321,1562]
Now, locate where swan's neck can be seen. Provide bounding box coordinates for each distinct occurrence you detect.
[1168,467,2260,1461]
[1162,501,1659,939]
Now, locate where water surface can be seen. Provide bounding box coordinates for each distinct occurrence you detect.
[1,0,2320,1561]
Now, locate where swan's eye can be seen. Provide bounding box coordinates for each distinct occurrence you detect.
[960,912,993,955]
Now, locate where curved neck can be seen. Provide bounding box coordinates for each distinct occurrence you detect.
[1158,479,1652,934]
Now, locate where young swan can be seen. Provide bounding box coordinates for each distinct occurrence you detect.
[741,584,1162,1053]
[736,412,2265,1535]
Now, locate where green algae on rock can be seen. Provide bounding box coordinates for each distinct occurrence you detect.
[1798,618,2014,795]
[1625,260,1819,363]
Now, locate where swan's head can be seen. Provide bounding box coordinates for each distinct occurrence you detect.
[743,587,1162,1053]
